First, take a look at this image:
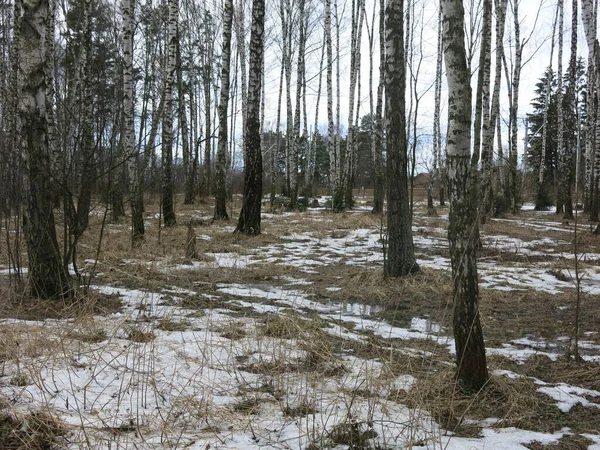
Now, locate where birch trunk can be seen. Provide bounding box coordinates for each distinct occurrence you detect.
[214,0,234,220]
[384,0,418,277]
[474,0,492,223]
[481,0,507,220]
[555,0,567,216]
[508,0,522,213]
[371,0,385,214]
[202,12,213,197]
[582,0,597,217]
[441,0,488,391]
[20,0,70,298]
[178,36,193,205]
[427,5,443,215]
[122,0,143,244]
[291,0,306,208]
[235,0,264,234]
[326,0,336,206]
[560,0,578,220]
[162,0,178,227]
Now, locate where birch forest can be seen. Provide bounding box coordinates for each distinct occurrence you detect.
[0,0,600,448]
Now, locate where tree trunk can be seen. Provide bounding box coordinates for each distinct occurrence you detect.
[326,0,335,207]
[560,0,577,220]
[291,0,306,208]
[162,0,178,227]
[427,5,443,215]
[475,0,492,223]
[371,0,385,215]
[384,0,418,278]
[214,0,234,220]
[235,0,264,235]
[481,0,507,220]
[20,0,71,299]
[508,0,522,213]
[441,0,488,391]
[122,0,143,244]
[582,0,597,218]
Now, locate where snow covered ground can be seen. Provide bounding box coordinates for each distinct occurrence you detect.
[0,202,598,449]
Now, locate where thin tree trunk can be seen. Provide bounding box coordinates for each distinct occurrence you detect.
[371,0,385,214]
[384,0,418,277]
[427,5,443,215]
[560,0,577,220]
[214,0,234,220]
[482,0,507,220]
[162,0,178,226]
[235,0,264,234]
[441,0,488,391]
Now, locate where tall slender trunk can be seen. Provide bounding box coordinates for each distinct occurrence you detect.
[372,0,385,214]
[214,0,234,220]
[427,5,443,215]
[508,0,522,213]
[178,35,193,205]
[236,0,264,235]
[162,0,178,226]
[481,0,507,220]
[441,0,488,391]
[555,0,566,216]
[122,0,143,244]
[202,11,213,197]
[475,0,492,223]
[560,0,577,220]
[384,0,418,277]
[326,0,335,205]
[291,0,306,208]
[582,0,597,217]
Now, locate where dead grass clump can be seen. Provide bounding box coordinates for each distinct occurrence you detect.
[526,434,594,450]
[157,318,190,332]
[0,411,65,450]
[282,401,316,418]
[0,286,122,321]
[69,328,107,343]
[233,397,261,415]
[403,370,552,437]
[216,321,247,340]
[326,420,379,450]
[259,313,328,340]
[126,327,156,343]
[300,333,348,376]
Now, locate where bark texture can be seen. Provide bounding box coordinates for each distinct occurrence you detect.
[384,0,418,278]
[235,0,264,235]
[20,0,71,298]
[214,0,234,220]
[441,0,488,391]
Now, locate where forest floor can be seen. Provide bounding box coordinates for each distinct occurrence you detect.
[0,194,599,449]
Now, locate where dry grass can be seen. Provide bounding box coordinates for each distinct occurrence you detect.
[0,411,65,450]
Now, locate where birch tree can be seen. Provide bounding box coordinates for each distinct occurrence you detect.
[480,0,507,221]
[384,0,418,278]
[214,0,234,220]
[235,0,264,234]
[371,0,385,214]
[162,0,178,227]
[441,0,488,390]
[427,5,443,216]
[581,0,598,219]
[122,0,144,244]
[559,0,578,220]
[20,0,70,298]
